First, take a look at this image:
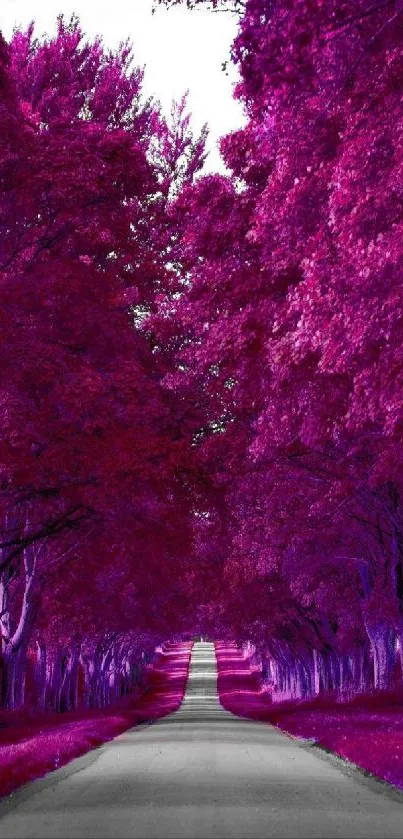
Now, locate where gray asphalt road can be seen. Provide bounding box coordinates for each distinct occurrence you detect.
[1,642,403,838]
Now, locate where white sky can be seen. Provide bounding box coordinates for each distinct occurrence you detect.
[1,0,245,172]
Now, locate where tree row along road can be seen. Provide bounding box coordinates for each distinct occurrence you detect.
[1,643,403,839]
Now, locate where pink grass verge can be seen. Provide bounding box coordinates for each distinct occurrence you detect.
[215,642,403,792]
[0,642,192,799]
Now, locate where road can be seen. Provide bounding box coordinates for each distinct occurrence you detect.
[1,642,403,838]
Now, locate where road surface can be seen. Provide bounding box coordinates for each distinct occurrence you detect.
[1,642,403,838]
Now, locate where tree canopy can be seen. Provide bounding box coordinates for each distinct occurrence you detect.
[2,1,403,708]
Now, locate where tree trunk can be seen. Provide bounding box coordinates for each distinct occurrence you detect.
[366,623,396,690]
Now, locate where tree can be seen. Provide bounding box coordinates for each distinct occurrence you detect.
[0,18,205,708]
[155,0,403,696]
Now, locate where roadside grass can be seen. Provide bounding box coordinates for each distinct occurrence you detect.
[215,642,403,791]
[0,643,192,799]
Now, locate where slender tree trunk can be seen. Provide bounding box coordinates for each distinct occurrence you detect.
[312,649,321,695]
[36,641,48,711]
[366,623,396,690]
[0,541,37,709]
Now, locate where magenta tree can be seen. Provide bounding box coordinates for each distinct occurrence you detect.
[0,18,205,709]
[153,0,403,697]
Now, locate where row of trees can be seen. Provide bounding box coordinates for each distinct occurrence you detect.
[0,18,207,709]
[155,0,403,699]
[2,0,403,710]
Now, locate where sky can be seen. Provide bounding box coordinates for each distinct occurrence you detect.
[1,0,245,172]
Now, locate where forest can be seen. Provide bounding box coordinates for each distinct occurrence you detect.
[1,0,403,719]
